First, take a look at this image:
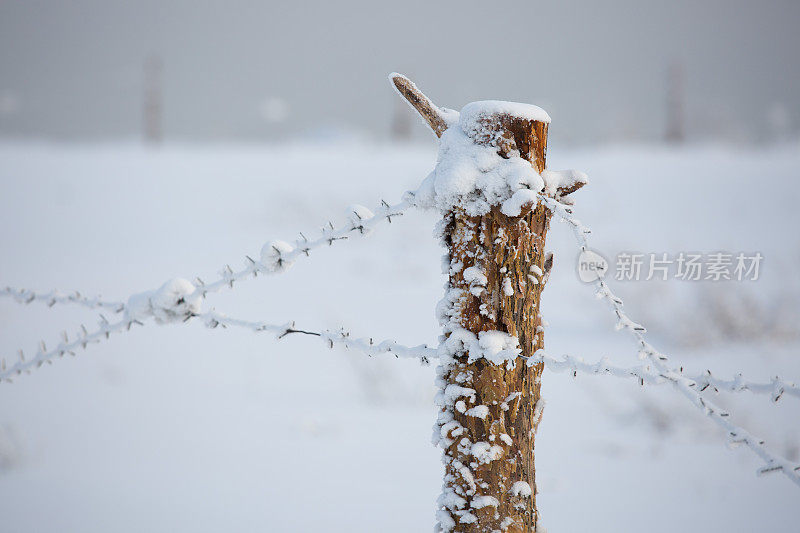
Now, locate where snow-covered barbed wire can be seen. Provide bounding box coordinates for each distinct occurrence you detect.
[0,197,414,379]
[201,311,437,363]
[3,198,411,318]
[530,350,799,403]
[0,315,133,382]
[1,287,124,313]
[681,369,799,403]
[537,342,798,402]
[540,193,800,487]
[0,282,436,383]
[540,194,799,401]
[0,278,203,382]
[530,350,670,384]
[189,198,411,300]
[3,165,798,487]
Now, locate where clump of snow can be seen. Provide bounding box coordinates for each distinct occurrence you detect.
[460,101,551,130]
[510,481,532,498]
[526,348,546,368]
[458,512,477,524]
[463,265,487,287]
[532,398,546,428]
[438,489,467,511]
[471,441,504,464]
[541,169,588,197]
[477,330,520,365]
[500,517,516,530]
[436,383,477,409]
[457,438,472,456]
[347,204,375,235]
[465,405,490,419]
[413,112,544,216]
[470,495,499,509]
[506,392,521,402]
[502,277,514,297]
[500,189,539,217]
[435,287,467,331]
[410,99,587,221]
[456,462,477,493]
[260,240,295,272]
[436,510,456,531]
[439,421,466,447]
[463,265,488,296]
[125,278,202,324]
[439,327,521,367]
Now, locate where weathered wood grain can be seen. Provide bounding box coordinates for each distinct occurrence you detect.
[393,76,566,532]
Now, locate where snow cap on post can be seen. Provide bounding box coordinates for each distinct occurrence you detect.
[389,73,551,173]
[458,100,550,174]
[391,72,585,218]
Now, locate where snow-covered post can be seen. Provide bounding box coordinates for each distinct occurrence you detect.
[392,74,584,532]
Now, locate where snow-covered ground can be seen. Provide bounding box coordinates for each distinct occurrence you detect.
[0,140,798,531]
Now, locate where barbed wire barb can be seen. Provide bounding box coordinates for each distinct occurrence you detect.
[184,196,413,301]
[1,287,125,313]
[0,316,132,382]
[200,311,436,363]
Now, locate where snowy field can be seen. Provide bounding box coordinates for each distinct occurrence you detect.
[0,140,798,531]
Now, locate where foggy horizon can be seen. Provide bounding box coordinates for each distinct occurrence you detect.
[1,0,798,145]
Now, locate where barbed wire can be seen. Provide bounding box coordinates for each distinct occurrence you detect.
[0,193,418,383]
[1,196,412,319]
[2,178,798,487]
[541,194,799,402]
[531,350,798,403]
[189,197,412,300]
[202,311,436,363]
[1,287,124,313]
[541,193,800,487]
[0,305,435,383]
[8,277,792,403]
[682,369,799,403]
[530,350,672,384]
[535,344,798,402]
[0,315,134,382]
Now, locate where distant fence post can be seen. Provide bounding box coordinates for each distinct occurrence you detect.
[393,75,569,532]
[143,54,163,145]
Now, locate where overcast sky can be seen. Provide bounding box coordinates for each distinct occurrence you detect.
[0,0,798,144]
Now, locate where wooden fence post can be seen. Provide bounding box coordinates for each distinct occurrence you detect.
[392,75,583,532]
